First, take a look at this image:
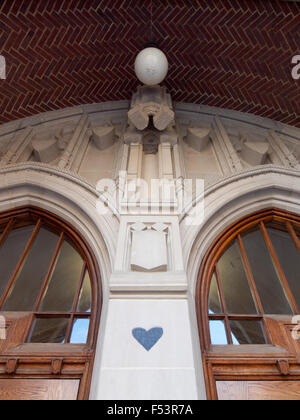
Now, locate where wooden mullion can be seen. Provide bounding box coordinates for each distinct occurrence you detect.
[214,267,226,314]
[0,219,42,309]
[286,221,300,255]
[72,263,87,314]
[65,263,88,343]
[260,221,299,314]
[65,315,75,344]
[215,267,232,345]
[0,218,15,248]
[209,314,263,320]
[237,234,264,315]
[33,232,64,312]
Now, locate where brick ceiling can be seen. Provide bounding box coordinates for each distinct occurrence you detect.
[0,0,300,127]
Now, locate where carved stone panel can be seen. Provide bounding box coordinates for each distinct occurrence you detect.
[130,223,168,272]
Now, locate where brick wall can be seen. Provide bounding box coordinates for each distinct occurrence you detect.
[0,0,299,126]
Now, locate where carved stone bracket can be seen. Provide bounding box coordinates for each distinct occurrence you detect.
[91,124,116,151]
[124,86,177,155]
[239,133,269,166]
[184,127,211,152]
[128,86,175,132]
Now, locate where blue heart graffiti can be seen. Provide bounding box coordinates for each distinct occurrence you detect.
[132,327,163,351]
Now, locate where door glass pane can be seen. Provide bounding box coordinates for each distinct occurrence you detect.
[208,273,222,314]
[77,271,92,313]
[267,227,300,309]
[39,240,84,312]
[70,318,90,344]
[0,226,34,300]
[242,228,293,315]
[2,228,59,311]
[209,320,228,345]
[229,320,267,345]
[29,317,69,343]
[217,241,257,314]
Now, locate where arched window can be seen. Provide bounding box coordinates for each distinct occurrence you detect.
[0,207,101,400]
[197,209,300,400]
[199,209,300,347]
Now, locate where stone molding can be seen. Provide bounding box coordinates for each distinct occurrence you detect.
[0,162,118,292]
[182,166,300,296]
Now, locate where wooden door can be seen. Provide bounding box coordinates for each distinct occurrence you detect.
[0,379,79,400]
[217,381,300,400]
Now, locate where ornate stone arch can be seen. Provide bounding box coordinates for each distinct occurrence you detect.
[181,166,300,296]
[0,162,120,399]
[0,162,119,288]
[182,168,300,400]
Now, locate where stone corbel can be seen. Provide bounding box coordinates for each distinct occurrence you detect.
[184,126,211,152]
[128,86,175,132]
[91,123,116,150]
[239,133,269,166]
[32,137,60,163]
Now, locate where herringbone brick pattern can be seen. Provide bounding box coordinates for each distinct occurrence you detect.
[0,0,299,126]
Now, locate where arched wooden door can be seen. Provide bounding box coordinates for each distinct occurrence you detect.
[197,209,300,400]
[0,207,101,400]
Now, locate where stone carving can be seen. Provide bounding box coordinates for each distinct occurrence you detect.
[211,117,243,174]
[124,86,177,155]
[31,128,75,164]
[184,127,211,152]
[130,222,168,272]
[32,137,60,163]
[58,113,90,170]
[132,327,164,351]
[268,131,300,170]
[128,85,174,132]
[239,133,269,166]
[0,126,34,166]
[91,124,116,150]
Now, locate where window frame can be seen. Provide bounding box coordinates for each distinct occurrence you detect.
[0,206,102,400]
[197,208,300,350]
[197,208,300,400]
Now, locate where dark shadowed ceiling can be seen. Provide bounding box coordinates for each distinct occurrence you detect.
[0,0,300,126]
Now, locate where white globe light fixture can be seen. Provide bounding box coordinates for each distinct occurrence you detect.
[135,47,169,86]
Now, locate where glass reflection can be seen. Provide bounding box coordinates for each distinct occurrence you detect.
[77,272,92,313]
[217,241,257,314]
[0,226,34,300]
[242,228,293,315]
[3,228,59,311]
[70,318,90,344]
[267,227,300,310]
[230,320,267,345]
[29,317,69,343]
[39,240,84,312]
[208,273,222,314]
[209,320,228,345]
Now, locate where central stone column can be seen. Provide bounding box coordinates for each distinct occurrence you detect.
[90,52,206,400]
